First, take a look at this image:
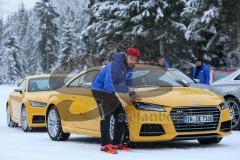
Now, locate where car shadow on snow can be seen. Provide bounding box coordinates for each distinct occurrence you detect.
[67,137,227,149]
[68,136,100,145]
[8,126,47,133]
[131,141,227,150]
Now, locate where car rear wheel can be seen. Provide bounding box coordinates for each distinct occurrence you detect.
[198,137,223,145]
[47,106,70,141]
[226,97,240,130]
[6,106,18,127]
[21,106,31,132]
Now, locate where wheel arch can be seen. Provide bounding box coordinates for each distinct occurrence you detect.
[46,103,57,121]
[224,95,240,103]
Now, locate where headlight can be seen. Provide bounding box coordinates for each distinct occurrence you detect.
[220,101,229,110]
[133,102,166,112]
[30,101,47,107]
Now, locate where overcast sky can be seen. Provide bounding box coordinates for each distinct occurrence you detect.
[0,0,38,20]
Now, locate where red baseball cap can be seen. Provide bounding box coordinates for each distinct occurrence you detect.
[127,48,141,59]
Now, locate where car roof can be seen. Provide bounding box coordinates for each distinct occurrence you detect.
[25,73,74,79]
[25,74,51,79]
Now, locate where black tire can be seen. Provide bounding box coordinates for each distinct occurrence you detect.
[20,106,31,132]
[6,106,18,127]
[47,106,70,141]
[198,137,223,145]
[226,97,240,130]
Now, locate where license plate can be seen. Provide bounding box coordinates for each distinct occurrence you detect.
[183,115,213,123]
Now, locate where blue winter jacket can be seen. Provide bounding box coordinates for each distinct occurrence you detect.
[91,52,134,94]
[192,64,210,85]
[157,59,171,68]
[163,59,171,69]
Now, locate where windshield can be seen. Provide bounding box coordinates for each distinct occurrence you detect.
[168,70,194,83]
[28,77,70,92]
[128,67,184,88]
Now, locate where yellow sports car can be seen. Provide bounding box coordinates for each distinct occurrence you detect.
[45,65,231,144]
[6,74,69,132]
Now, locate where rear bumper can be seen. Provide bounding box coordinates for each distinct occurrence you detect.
[126,106,232,142]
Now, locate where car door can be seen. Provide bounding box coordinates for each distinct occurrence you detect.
[65,70,100,132]
[11,79,27,122]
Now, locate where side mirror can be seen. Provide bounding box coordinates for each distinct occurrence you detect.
[182,80,190,87]
[14,89,22,94]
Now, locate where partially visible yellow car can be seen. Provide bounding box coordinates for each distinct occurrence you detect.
[45,65,232,144]
[6,74,69,132]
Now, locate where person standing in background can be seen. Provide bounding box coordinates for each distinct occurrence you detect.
[157,54,171,69]
[193,58,210,85]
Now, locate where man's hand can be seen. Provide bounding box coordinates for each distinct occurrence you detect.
[130,94,142,101]
[128,87,135,93]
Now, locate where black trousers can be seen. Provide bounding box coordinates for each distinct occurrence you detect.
[92,89,127,146]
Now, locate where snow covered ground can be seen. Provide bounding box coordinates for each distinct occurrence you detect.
[0,85,239,160]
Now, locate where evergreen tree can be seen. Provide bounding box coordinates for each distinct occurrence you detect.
[0,18,4,83]
[181,0,229,67]
[34,0,60,73]
[59,22,76,65]
[81,0,187,61]
[3,36,25,83]
[22,10,40,75]
[0,18,3,52]
[17,4,29,42]
[0,18,3,46]
[220,0,240,67]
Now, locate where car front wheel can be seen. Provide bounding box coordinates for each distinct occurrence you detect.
[198,137,223,145]
[226,97,240,130]
[21,106,31,132]
[47,106,70,141]
[6,106,18,127]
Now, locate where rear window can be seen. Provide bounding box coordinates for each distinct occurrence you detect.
[213,72,232,81]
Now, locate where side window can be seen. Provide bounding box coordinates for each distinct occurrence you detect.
[68,77,80,87]
[234,74,240,80]
[68,70,99,88]
[79,71,99,88]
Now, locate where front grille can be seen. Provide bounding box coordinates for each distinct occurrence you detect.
[170,107,220,132]
[139,124,165,136]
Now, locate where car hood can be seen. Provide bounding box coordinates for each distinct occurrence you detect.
[119,87,223,107]
[189,83,210,90]
[26,91,57,103]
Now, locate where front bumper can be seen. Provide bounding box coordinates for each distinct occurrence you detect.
[26,105,47,128]
[126,105,232,142]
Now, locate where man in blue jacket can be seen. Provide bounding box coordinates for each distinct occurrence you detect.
[91,48,141,154]
[157,54,171,69]
[193,58,210,85]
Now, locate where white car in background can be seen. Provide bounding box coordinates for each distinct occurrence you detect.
[169,68,240,130]
[211,69,240,130]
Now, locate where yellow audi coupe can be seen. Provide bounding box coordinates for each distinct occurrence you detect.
[6,74,69,132]
[45,65,231,144]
